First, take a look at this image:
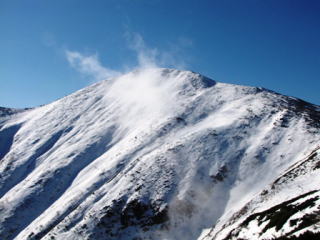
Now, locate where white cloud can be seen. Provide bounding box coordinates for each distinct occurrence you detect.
[126,32,188,70]
[65,50,121,81]
[127,33,158,68]
[65,33,191,81]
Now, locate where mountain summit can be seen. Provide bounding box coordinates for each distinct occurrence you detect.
[0,68,319,240]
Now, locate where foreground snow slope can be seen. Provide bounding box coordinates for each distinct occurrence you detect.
[0,68,319,240]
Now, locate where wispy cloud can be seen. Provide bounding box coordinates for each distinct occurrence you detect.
[65,33,192,81]
[65,51,121,81]
[126,32,189,69]
[126,33,158,68]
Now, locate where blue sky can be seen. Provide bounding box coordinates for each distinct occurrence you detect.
[1,0,319,108]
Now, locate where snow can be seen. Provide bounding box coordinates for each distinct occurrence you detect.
[0,68,319,240]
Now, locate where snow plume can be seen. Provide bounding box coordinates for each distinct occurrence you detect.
[65,34,195,139]
[65,51,121,81]
[127,32,188,69]
[104,68,185,134]
[65,33,188,82]
[127,33,158,68]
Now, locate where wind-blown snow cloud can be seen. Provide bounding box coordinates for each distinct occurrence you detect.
[65,33,190,81]
[126,33,158,68]
[127,32,188,69]
[65,51,121,81]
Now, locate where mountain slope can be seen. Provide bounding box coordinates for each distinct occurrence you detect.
[0,68,319,240]
[201,147,320,240]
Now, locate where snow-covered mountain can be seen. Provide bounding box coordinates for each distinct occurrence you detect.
[0,68,319,240]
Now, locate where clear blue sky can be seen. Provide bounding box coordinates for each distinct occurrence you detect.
[1,0,319,108]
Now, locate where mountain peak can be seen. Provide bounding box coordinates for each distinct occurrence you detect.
[114,67,216,91]
[0,68,319,240]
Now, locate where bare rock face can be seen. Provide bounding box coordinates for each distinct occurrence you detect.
[0,68,319,240]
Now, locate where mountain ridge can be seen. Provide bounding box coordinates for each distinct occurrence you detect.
[0,68,319,240]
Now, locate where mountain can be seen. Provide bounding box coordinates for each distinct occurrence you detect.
[0,68,319,240]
